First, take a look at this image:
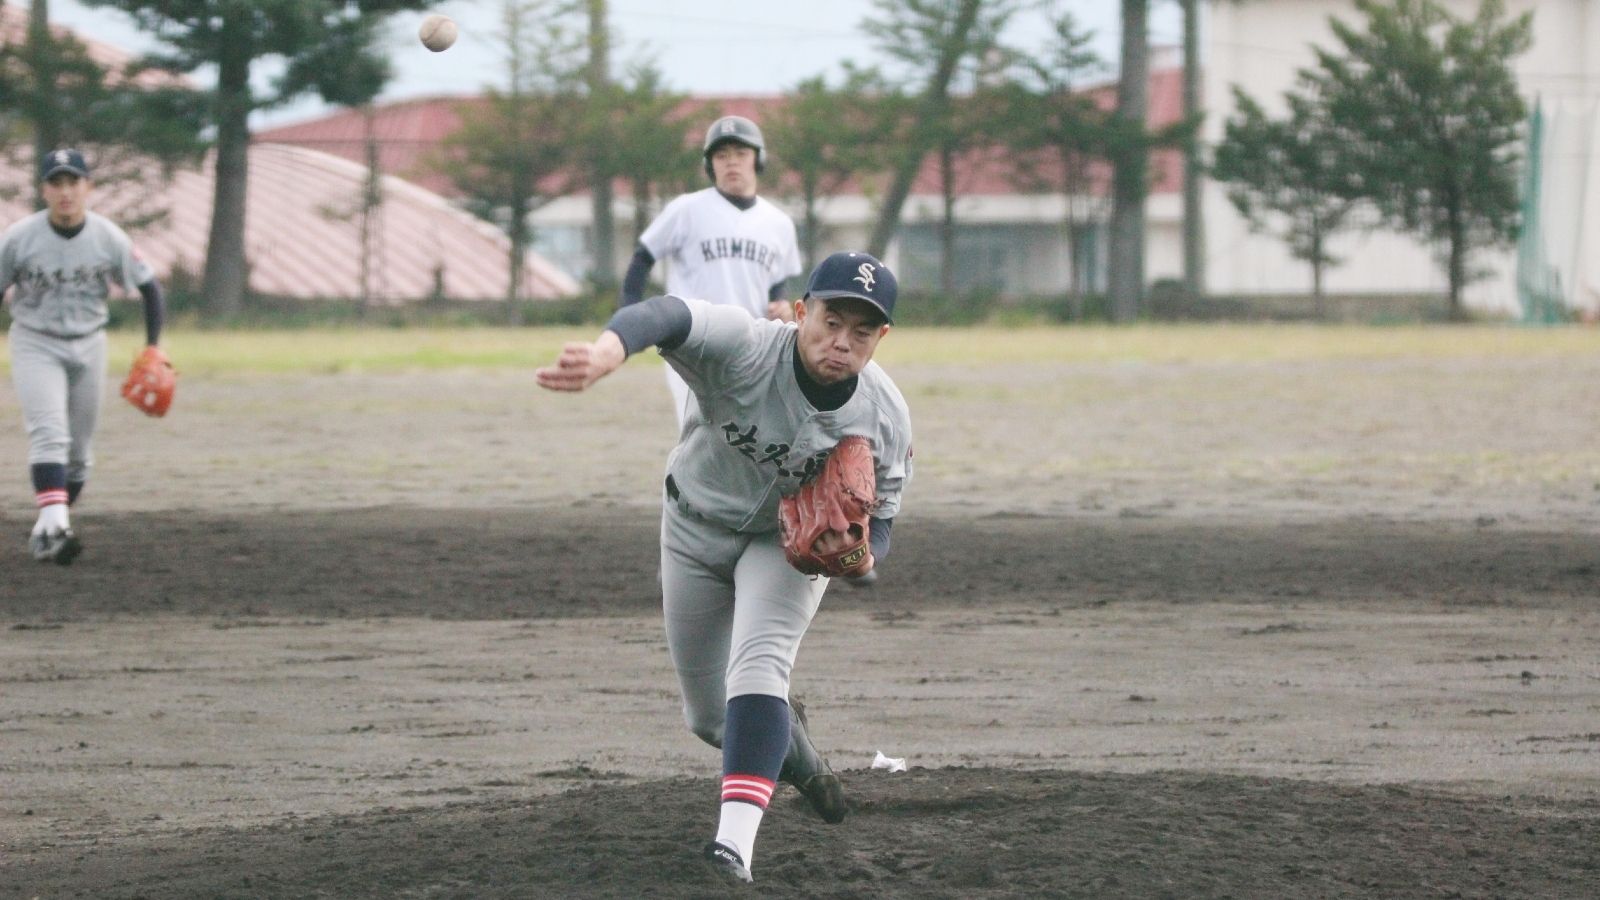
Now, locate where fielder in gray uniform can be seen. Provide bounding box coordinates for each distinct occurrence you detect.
[2,149,166,564]
[538,251,912,885]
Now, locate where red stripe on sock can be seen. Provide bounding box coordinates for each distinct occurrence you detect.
[35,490,68,508]
[721,774,775,808]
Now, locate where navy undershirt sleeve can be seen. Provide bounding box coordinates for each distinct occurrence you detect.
[620,245,656,307]
[869,516,892,564]
[137,280,164,346]
[605,294,691,357]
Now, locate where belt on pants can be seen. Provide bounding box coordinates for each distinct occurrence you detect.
[664,474,695,519]
[665,474,718,525]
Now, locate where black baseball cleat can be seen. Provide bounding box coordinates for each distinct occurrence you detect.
[29,528,82,566]
[703,840,753,884]
[780,696,848,824]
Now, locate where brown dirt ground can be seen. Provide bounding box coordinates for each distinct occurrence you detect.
[3,352,1600,898]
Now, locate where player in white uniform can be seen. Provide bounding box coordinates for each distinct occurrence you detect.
[538,251,912,884]
[2,149,166,564]
[621,115,802,429]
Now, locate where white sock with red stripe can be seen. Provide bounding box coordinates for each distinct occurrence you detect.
[34,497,69,534]
[715,774,774,867]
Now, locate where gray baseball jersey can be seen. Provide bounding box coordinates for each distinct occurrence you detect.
[662,299,913,533]
[1,209,153,337]
[656,298,913,745]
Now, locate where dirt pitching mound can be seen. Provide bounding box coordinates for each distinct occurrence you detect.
[6,767,1596,899]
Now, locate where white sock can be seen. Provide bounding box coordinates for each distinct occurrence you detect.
[34,502,69,534]
[713,801,766,869]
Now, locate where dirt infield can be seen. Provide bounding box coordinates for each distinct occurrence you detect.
[3,347,1599,897]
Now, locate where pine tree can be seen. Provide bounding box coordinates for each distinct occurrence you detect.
[1303,0,1531,317]
[82,0,431,317]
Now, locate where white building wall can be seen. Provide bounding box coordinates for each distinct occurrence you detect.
[1204,0,1599,313]
[530,191,1132,297]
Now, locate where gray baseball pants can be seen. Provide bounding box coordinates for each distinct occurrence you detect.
[660,492,829,748]
[8,325,106,483]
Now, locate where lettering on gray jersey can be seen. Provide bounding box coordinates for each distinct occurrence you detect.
[662,299,913,534]
[0,210,151,337]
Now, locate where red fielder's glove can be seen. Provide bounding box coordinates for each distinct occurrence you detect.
[779,435,876,578]
[121,346,176,417]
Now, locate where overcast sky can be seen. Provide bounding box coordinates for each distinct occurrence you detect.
[43,1,1184,127]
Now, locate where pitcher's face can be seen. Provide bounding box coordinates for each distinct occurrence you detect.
[794,297,889,385]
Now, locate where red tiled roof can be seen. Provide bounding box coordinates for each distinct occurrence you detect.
[0,12,570,303]
[0,5,188,89]
[255,96,475,197]
[0,144,580,303]
[256,70,1187,200]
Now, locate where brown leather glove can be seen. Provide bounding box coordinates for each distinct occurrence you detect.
[121,346,176,417]
[778,435,875,577]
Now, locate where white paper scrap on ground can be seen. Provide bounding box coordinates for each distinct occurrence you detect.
[872,751,907,773]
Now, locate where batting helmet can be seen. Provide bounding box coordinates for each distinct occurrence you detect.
[703,115,766,180]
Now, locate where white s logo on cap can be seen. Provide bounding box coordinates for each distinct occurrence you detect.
[854,264,876,291]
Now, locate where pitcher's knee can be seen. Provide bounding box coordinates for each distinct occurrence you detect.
[686,714,724,748]
[27,441,70,466]
[726,657,792,702]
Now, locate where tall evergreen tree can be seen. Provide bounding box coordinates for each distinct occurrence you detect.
[1304,0,1531,317]
[1212,89,1366,314]
[26,0,62,197]
[765,70,893,272]
[82,0,430,317]
[0,0,205,217]
[607,62,695,253]
[433,0,586,321]
[860,0,1017,260]
[1001,9,1107,315]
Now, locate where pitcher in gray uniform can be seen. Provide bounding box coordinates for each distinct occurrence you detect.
[537,250,913,885]
[2,149,167,564]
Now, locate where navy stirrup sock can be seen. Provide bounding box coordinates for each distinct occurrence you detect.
[722,693,791,791]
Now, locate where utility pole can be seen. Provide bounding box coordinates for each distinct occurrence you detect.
[1181,0,1205,302]
[1107,0,1149,322]
[587,0,617,294]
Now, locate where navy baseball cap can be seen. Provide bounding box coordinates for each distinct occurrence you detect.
[803,251,897,324]
[40,148,90,181]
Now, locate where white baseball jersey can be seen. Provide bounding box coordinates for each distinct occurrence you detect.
[0,210,152,337]
[639,189,802,319]
[661,299,913,534]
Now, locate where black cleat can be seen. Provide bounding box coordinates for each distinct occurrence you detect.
[30,528,82,566]
[703,840,753,884]
[780,696,848,823]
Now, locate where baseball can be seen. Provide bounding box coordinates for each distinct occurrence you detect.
[418,14,457,52]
